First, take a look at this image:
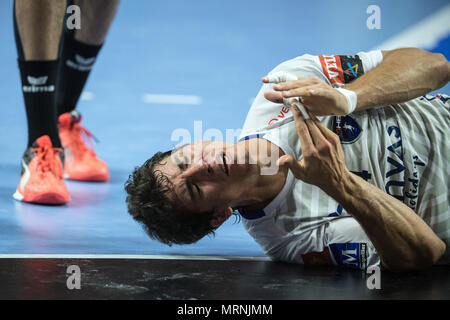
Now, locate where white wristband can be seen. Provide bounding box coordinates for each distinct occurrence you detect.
[335,88,357,114]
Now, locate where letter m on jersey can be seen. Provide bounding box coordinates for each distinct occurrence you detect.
[329,243,367,270]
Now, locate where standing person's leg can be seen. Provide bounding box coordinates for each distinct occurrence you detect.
[13,0,70,205]
[14,0,66,148]
[57,0,120,182]
[57,0,120,116]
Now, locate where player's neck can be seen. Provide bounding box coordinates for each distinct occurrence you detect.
[233,139,288,211]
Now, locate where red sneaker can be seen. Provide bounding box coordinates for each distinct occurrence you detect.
[13,135,71,205]
[58,110,109,182]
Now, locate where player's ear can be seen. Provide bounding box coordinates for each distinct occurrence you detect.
[210,206,233,228]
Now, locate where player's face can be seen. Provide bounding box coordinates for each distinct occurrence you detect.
[157,141,252,213]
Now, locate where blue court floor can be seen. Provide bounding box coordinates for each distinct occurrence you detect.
[0,0,449,258]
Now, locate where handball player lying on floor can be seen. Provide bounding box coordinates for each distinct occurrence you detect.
[126,48,450,271]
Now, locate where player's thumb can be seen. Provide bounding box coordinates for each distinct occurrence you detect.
[277,155,305,179]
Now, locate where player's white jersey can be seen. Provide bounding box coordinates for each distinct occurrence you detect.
[238,50,450,269]
[241,51,384,136]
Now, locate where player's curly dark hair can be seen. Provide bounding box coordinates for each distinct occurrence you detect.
[124,150,217,246]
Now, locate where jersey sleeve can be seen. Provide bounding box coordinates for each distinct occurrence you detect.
[322,217,380,270]
[270,216,380,270]
[316,50,383,86]
[240,50,383,138]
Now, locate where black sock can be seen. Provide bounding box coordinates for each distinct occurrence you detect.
[18,59,62,148]
[57,31,102,116]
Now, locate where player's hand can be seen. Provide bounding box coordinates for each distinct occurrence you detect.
[276,105,350,192]
[262,76,349,116]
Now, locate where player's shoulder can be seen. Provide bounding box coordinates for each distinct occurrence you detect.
[267,53,331,87]
[270,54,319,73]
[270,50,383,85]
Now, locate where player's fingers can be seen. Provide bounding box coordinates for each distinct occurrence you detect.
[291,104,314,155]
[273,77,319,91]
[285,99,310,119]
[277,154,306,180]
[264,91,284,104]
[263,71,297,84]
[305,117,329,152]
[310,114,341,146]
[285,87,311,99]
[281,84,325,99]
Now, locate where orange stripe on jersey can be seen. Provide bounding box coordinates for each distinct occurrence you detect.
[318,55,345,84]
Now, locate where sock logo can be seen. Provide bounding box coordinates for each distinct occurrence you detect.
[23,75,55,93]
[27,76,48,85]
[66,54,96,71]
[75,54,95,65]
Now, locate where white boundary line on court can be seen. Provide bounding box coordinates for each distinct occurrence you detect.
[141,93,202,105]
[0,254,271,261]
[372,4,450,50]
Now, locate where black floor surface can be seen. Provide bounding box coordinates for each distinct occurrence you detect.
[0,258,448,300]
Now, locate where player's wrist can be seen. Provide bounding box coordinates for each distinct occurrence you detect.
[335,88,357,114]
[342,82,372,112]
[320,169,358,204]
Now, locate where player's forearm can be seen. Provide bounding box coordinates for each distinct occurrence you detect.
[346,48,450,111]
[325,171,446,271]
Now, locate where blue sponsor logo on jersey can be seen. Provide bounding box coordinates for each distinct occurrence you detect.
[332,115,362,144]
[385,125,405,202]
[329,243,367,270]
